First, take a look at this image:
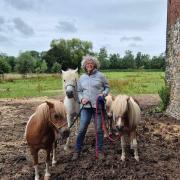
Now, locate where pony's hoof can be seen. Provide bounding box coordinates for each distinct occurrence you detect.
[52,160,57,167]
[64,146,70,152]
[35,175,40,180]
[121,156,125,161]
[135,156,139,161]
[44,173,51,180]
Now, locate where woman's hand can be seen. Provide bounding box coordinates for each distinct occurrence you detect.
[81,98,89,105]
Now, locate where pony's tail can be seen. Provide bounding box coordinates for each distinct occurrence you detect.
[127,97,141,129]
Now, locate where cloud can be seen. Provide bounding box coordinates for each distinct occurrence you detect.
[0,16,14,33]
[0,35,11,45]
[13,17,34,36]
[120,36,143,42]
[0,16,5,25]
[56,21,77,33]
[128,43,141,48]
[0,16,5,32]
[4,0,34,10]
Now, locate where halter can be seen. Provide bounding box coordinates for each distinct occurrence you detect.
[48,114,68,132]
[64,79,78,101]
[65,84,76,90]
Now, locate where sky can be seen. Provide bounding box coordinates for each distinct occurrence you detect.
[0,0,167,57]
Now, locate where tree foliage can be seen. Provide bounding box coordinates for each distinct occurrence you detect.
[16,52,36,74]
[43,38,93,72]
[0,38,165,73]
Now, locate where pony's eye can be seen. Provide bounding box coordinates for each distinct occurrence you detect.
[54,114,59,119]
[64,80,66,82]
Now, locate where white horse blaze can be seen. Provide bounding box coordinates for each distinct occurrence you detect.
[117,117,124,127]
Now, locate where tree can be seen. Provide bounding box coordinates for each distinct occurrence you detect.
[98,47,109,69]
[16,52,36,75]
[135,52,143,69]
[122,50,135,69]
[141,54,151,69]
[0,57,11,73]
[6,56,16,72]
[109,53,121,69]
[151,53,165,70]
[43,38,93,72]
[51,62,61,73]
[35,60,48,73]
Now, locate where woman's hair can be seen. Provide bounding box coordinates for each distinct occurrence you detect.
[81,54,100,70]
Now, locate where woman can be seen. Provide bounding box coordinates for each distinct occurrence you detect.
[72,55,110,160]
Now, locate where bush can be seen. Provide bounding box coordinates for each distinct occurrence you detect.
[158,85,170,111]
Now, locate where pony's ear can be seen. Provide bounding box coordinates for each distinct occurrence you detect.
[127,96,130,101]
[133,98,140,106]
[74,68,78,73]
[112,95,115,101]
[60,99,64,103]
[45,101,54,109]
[61,70,65,74]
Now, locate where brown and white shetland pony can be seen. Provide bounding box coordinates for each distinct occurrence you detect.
[106,94,141,161]
[25,101,70,180]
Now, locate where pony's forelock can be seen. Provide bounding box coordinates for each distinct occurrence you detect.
[62,69,78,81]
[35,101,67,121]
[112,95,129,116]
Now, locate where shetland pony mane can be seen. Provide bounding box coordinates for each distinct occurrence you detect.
[105,94,113,108]
[112,95,129,116]
[35,101,67,121]
[127,97,141,129]
[62,69,78,81]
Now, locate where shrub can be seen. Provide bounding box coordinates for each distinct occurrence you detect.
[158,84,170,111]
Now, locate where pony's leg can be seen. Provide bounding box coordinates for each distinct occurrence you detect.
[75,118,79,135]
[64,114,71,151]
[121,135,126,161]
[44,149,51,179]
[31,148,40,180]
[52,142,57,166]
[130,131,139,161]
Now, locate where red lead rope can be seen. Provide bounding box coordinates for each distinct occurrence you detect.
[95,103,98,159]
[95,97,122,159]
[95,96,123,159]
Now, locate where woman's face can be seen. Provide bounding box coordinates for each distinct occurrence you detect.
[85,60,95,74]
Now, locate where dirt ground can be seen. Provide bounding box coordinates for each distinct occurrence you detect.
[0,95,180,180]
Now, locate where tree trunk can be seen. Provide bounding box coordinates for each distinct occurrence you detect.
[166,0,180,120]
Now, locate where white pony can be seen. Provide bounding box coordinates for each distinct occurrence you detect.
[62,68,80,151]
[106,94,141,161]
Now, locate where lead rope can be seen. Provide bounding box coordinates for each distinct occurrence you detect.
[95,99,99,159]
[94,96,106,159]
[95,97,123,155]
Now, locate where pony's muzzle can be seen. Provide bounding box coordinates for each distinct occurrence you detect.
[66,91,74,98]
[116,125,124,132]
[107,112,112,118]
[60,127,70,139]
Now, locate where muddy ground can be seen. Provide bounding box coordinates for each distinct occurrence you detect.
[0,95,180,180]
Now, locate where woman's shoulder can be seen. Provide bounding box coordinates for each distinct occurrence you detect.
[95,71,105,78]
[79,73,88,80]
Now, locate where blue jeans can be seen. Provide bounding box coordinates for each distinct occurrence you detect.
[75,108,104,152]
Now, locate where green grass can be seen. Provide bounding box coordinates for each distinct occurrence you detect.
[104,71,165,95]
[0,71,165,98]
[0,74,63,98]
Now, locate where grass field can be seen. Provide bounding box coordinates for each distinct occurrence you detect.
[0,71,165,98]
